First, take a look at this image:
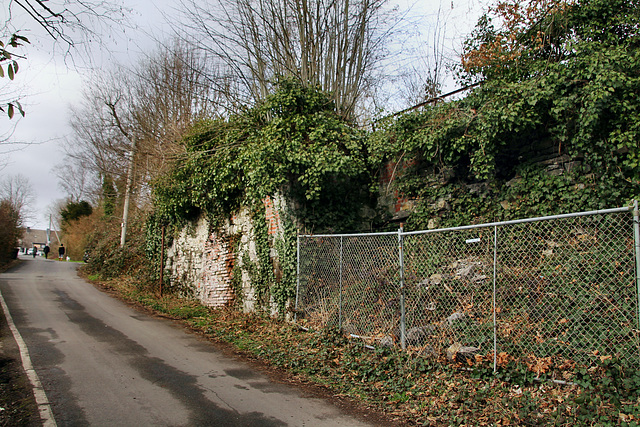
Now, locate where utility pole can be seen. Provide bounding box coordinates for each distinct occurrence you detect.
[120,136,137,247]
[49,214,61,246]
[47,214,51,245]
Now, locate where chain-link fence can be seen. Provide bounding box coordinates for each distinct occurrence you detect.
[296,204,640,368]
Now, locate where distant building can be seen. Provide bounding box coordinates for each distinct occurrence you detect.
[19,227,60,250]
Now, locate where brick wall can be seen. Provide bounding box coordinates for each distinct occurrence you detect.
[263,195,282,236]
[199,231,235,306]
[165,195,288,312]
[166,216,236,308]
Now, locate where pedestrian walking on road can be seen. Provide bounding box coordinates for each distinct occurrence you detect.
[43,245,50,259]
[58,244,65,260]
[32,246,37,258]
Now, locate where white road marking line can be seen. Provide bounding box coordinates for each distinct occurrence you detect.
[0,288,57,426]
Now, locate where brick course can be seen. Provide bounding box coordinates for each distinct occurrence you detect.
[166,196,287,311]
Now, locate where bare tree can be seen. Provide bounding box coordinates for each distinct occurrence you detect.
[53,156,95,203]
[1,0,131,164]
[2,0,130,113]
[4,0,129,55]
[394,3,449,108]
[69,39,215,186]
[67,68,137,247]
[130,39,216,178]
[68,38,216,245]
[0,173,36,223]
[177,0,399,121]
[68,71,134,183]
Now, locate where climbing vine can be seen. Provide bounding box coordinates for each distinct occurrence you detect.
[271,209,298,316]
[249,203,276,312]
[148,0,640,313]
[151,77,378,313]
[153,77,377,231]
[379,0,640,229]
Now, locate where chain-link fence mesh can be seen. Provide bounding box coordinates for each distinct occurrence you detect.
[296,233,400,338]
[296,207,640,368]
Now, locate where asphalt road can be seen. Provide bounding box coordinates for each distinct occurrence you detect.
[0,255,372,426]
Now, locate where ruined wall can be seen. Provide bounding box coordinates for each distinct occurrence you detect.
[165,194,286,311]
[165,216,235,307]
[380,137,582,224]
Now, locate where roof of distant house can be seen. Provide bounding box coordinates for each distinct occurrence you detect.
[20,228,60,247]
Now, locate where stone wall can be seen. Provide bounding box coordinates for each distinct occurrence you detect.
[380,137,582,223]
[165,194,286,312]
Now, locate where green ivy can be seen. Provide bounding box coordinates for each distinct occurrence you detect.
[148,0,640,313]
[378,0,640,229]
[153,77,378,233]
[271,209,298,316]
[249,203,275,312]
[150,77,383,312]
[144,211,175,286]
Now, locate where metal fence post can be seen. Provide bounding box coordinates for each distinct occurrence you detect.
[399,226,406,350]
[492,225,498,373]
[633,200,640,340]
[339,236,343,329]
[295,234,301,322]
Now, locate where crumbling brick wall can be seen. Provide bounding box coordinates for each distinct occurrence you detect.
[166,217,235,307]
[165,194,287,311]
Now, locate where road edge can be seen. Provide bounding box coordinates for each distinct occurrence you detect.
[0,288,57,427]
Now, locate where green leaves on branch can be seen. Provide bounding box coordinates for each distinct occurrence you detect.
[0,101,25,119]
[0,33,29,79]
[1,33,29,119]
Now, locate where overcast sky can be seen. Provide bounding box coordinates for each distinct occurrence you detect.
[0,0,488,229]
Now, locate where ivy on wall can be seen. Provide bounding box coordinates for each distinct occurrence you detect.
[271,208,298,314]
[148,0,640,311]
[152,78,379,313]
[376,0,640,229]
[153,77,377,232]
